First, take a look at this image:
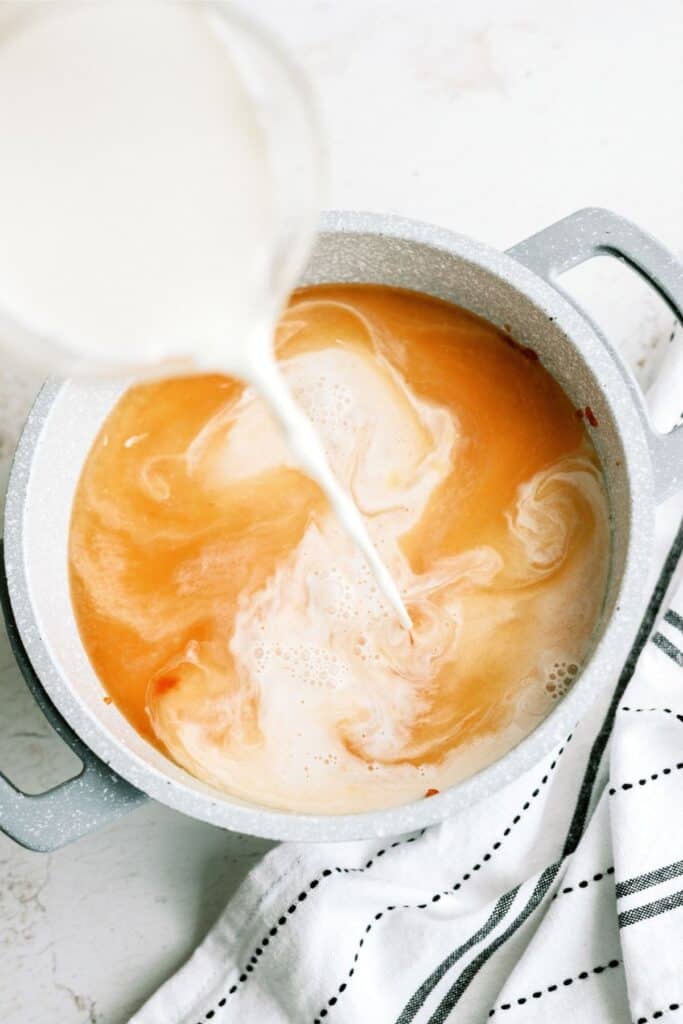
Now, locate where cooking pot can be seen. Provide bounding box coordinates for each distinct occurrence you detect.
[2,206,682,851]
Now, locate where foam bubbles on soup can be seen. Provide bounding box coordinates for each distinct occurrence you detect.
[69,285,610,813]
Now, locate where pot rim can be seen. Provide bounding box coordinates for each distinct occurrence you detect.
[3,210,655,841]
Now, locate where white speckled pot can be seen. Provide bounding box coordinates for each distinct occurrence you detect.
[2,207,682,851]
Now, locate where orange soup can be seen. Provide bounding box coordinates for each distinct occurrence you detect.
[69,285,609,812]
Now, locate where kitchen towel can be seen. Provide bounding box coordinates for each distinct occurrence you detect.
[131,338,683,1024]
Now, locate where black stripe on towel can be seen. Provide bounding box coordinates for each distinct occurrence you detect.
[664,608,683,633]
[608,762,683,795]
[632,1000,683,1023]
[616,860,683,899]
[395,889,520,1024]
[619,889,683,929]
[620,706,683,722]
[487,957,622,1015]
[425,865,561,1024]
[652,632,683,667]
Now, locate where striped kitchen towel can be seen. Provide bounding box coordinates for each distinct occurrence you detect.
[131,343,683,1024]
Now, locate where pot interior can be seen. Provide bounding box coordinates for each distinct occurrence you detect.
[9,221,644,832]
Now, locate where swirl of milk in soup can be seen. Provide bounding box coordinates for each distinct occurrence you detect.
[69,285,610,813]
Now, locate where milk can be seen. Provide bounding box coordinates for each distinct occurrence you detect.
[0,0,411,627]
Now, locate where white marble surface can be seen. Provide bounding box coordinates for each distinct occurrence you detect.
[1,1,682,1021]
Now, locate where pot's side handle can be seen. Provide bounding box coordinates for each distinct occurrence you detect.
[0,550,146,852]
[507,207,683,504]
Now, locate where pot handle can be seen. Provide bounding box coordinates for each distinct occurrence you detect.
[0,551,146,852]
[507,207,683,504]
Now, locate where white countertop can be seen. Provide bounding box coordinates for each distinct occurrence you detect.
[1,1,682,1020]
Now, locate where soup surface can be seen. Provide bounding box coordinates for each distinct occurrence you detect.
[69,284,609,812]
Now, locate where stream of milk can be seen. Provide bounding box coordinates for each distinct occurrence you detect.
[0,0,411,628]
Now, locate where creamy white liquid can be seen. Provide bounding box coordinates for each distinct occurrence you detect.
[0,1,411,627]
